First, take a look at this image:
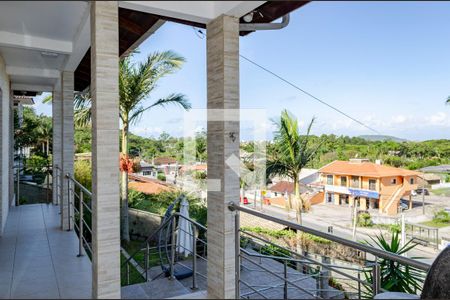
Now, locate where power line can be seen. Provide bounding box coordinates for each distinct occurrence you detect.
[192,28,381,134]
[239,54,381,134]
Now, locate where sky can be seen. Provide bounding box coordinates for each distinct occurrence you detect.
[34,1,450,141]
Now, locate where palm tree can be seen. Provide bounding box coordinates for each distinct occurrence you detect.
[118,51,190,241]
[447,96,450,105]
[266,110,322,225]
[43,51,191,242]
[36,117,52,156]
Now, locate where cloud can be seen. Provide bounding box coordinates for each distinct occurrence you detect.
[391,114,409,124]
[131,126,163,137]
[425,112,448,126]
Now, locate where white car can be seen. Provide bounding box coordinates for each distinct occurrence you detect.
[411,190,417,196]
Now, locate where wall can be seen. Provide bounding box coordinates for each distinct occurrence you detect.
[128,208,162,241]
[0,54,10,234]
[17,183,52,205]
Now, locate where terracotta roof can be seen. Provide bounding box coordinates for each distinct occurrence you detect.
[319,160,420,178]
[180,164,207,172]
[128,174,174,194]
[128,181,172,195]
[269,181,311,194]
[420,173,442,181]
[153,157,177,165]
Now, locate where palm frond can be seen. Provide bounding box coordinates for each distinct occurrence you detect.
[129,93,190,125]
[42,94,53,104]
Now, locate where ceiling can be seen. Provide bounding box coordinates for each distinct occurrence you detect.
[0,1,308,94]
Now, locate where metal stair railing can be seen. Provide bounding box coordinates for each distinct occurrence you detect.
[229,202,430,299]
[239,230,371,299]
[121,212,208,290]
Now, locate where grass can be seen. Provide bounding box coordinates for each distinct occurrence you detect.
[431,187,450,197]
[120,253,145,286]
[420,220,450,228]
[123,240,162,269]
[121,240,165,286]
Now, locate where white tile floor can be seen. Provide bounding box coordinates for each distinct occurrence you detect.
[0,204,91,299]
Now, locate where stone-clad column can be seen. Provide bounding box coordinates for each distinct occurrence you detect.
[52,87,62,207]
[206,15,240,299]
[91,1,120,298]
[0,81,10,234]
[9,94,14,206]
[61,71,74,230]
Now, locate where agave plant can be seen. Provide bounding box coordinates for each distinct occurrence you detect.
[363,232,425,297]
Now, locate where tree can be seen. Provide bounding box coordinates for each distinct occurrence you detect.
[43,51,191,242]
[118,51,190,241]
[266,110,322,225]
[36,117,52,156]
[363,232,424,295]
[446,96,450,105]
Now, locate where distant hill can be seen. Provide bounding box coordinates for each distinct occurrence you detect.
[358,135,407,142]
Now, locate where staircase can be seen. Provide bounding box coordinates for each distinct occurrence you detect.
[383,186,405,214]
[121,277,191,299]
[121,195,347,299]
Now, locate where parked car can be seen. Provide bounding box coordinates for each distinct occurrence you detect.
[400,199,409,210]
[410,190,417,196]
[415,188,430,196]
[240,196,249,205]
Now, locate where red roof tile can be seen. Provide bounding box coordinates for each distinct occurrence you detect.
[319,160,420,178]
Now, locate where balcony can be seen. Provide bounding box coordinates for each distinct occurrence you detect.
[0,203,91,299]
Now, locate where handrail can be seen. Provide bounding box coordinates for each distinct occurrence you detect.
[229,202,430,272]
[66,173,92,197]
[239,247,370,288]
[122,210,207,288]
[122,213,178,269]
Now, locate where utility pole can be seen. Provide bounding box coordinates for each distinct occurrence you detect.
[352,197,358,240]
[422,171,426,215]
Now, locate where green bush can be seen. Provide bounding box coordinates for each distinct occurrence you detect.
[128,190,207,226]
[357,212,373,227]
[74,160,92,190]
[192,170,207,180]
[389,223,401,234]
[433,209,450,223]
[157,173,166,181]
[363,232,425,295]
[241,226,331,245]
[26,155,49,174]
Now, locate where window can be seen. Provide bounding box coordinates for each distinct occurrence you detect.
[340,176,347,187]
[410,178,414,184]
[143,170,151,176]
[351,176,359,188]
[391,178,397,185]
[327,175,333,185]
[369,179,376,191]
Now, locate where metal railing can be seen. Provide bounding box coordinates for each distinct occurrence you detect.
[13,165,53,205]
[407,222,439,249]
[54,165,61,206]
[121,212,207,289]
[66,172,93,257]
[239,230,370,299]
[229,202,430,299]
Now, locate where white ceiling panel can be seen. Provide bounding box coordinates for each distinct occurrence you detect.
[0,1,88,41]
[0,46,67,70]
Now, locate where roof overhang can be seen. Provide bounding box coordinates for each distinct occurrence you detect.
[0,1,309,94]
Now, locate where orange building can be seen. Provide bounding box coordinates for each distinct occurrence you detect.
[318,159,419,215]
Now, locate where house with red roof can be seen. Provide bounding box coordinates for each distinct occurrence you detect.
[318,159,420,215]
